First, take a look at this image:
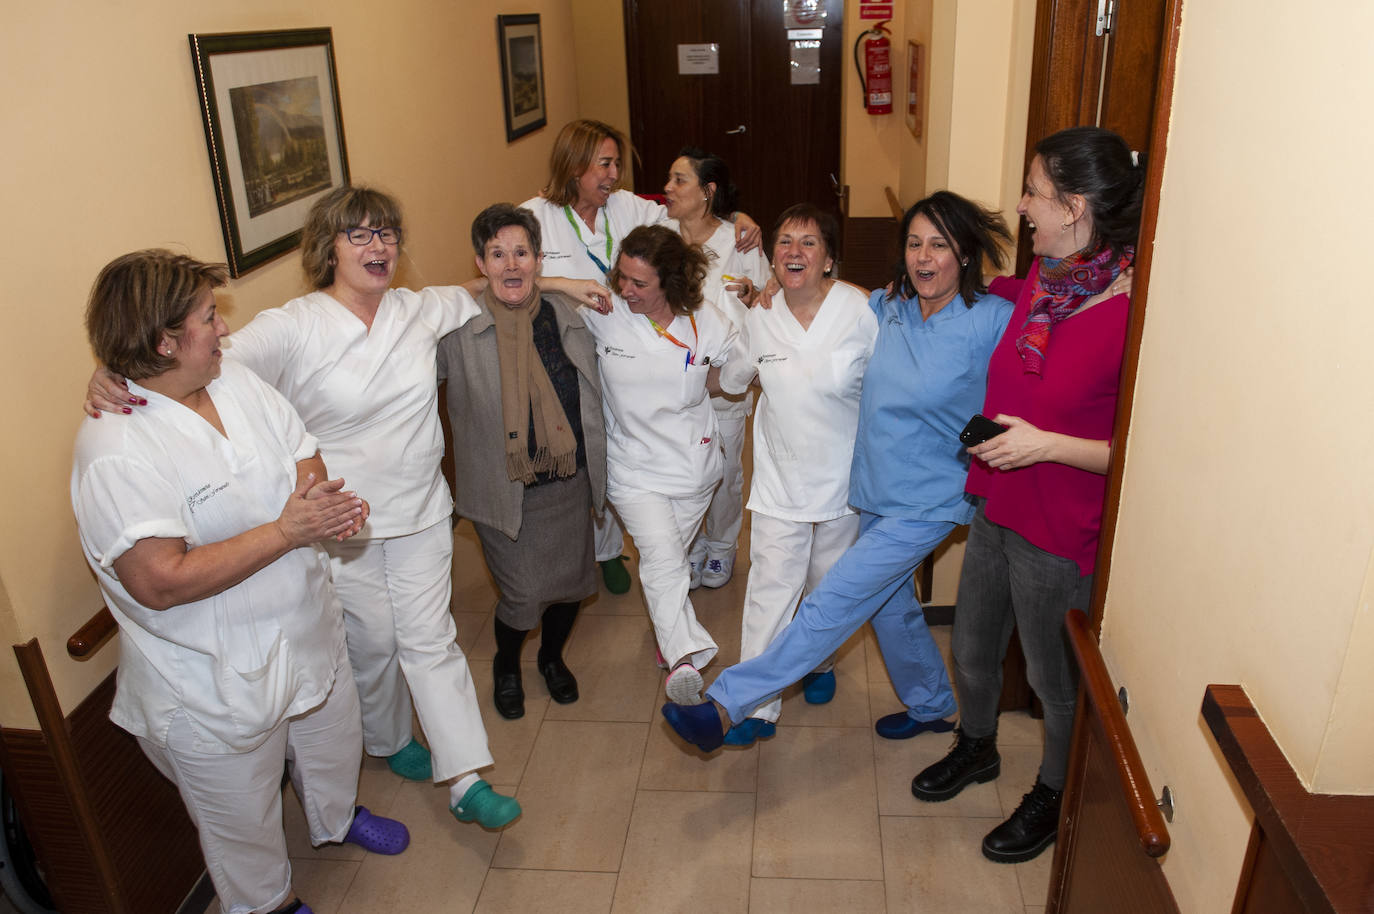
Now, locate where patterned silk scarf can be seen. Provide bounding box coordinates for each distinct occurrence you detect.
[1015,243,1134,375]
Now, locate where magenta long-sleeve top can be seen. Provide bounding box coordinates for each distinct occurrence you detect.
[966,265,1129,575]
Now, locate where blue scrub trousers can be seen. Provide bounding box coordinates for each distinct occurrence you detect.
[706,511,958,725]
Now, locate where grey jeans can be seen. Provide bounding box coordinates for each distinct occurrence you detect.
[952,503,1092,791]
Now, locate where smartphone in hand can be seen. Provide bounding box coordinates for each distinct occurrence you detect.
[959,414,1008,446]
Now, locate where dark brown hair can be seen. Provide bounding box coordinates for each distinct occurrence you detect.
[608,225,708,316]
[891,191,1011,305]
[471,203,542,256]
[85,249,228,380]
[1034,126,1144,259]
[770,203,840,274]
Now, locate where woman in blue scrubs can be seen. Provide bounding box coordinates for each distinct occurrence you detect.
[662,191,1014,751]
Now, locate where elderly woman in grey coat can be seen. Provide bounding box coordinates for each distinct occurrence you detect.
[437,203,608,720]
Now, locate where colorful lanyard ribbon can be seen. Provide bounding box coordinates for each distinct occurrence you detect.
[647,314,699,367]
[563,205,613,276]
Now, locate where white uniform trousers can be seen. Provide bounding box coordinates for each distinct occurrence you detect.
[324,534,411,758]
[690,407,747,563]
[593,502,627,563]
[327,519,494,782]
[738,511,860,721]
[138,647,362,914]
[613,487,719,668]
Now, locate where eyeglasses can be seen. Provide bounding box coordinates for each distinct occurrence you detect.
[341,226,402,246]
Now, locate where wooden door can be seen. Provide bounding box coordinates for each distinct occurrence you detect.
[622,0,843,233]
[1016,0,1168,273]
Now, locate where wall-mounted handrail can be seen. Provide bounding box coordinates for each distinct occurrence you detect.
[67,606,116,659]
[884,186,903,220]
[1065,608,1170,857]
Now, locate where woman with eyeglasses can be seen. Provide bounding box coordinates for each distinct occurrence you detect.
[85,185,526,829]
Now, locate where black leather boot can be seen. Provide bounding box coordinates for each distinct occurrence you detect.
[911,728,1000,801]
[981,780,1062,863]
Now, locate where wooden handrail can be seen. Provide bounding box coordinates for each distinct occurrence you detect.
[12,639,130,911]
[67,606,117,659]
[1065,608,1170,857]
[884,186,903,220]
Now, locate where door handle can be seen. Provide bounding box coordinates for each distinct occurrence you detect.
[725,124,747,135]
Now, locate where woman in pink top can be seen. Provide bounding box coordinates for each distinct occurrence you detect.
[910,127,1144,866]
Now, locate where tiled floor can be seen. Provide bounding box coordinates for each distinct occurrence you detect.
[175,509,1053,914]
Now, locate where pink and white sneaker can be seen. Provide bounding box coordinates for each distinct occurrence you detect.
[665,662,705,705]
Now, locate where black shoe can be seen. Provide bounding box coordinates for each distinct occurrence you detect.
[981,780,1063,863]
[493,668,525,719]
[538,656,579,704]
[911,728,1000,801]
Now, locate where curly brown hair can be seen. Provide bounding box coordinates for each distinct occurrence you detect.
[608,225,708,317]
[300,185,404,289]
[85,249,228,381]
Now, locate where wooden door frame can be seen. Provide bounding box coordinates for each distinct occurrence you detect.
[1047,0,1185,908]
[1085,0,1184,636]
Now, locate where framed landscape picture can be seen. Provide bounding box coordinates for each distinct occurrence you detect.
[497,14,547,142]
[189,28,350,277]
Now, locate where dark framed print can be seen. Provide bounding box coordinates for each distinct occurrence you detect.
[497,14,547,142]
[188,28,349,277]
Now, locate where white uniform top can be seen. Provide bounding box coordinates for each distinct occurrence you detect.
[226,286,480,538]
[579,298,738,498]
[719,282,878,522]
[521,190,666,282]
[666,218,772,420]
[70,361,344,753]
[666,218,771,313]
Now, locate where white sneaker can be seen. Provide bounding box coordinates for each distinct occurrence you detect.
[665,662,704,704]
[689,558,703,590]
[700,554,733,588]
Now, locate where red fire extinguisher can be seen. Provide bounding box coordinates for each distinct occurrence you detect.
[853,20,893,114]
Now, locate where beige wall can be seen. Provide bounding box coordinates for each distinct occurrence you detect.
[841,0,908,217]
[0,0,582,726]
[846,0,1033,224]
[1101,1,1374,910]
[570,0,631,176]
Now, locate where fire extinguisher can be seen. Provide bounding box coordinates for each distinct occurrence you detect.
[853,20,893,114]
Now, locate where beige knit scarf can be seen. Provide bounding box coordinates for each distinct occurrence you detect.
[485,283,578,483]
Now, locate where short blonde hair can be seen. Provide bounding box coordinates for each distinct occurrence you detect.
[542,119,628,208]
[86,250,227,381]
[300,185,404,289]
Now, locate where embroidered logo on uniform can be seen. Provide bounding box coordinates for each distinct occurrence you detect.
[186,481,230,511]
[758,352,787,364]
[602,345,635,359]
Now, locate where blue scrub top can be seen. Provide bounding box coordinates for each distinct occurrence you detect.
[848,289,1013,522]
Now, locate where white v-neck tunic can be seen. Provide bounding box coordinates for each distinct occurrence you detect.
[719,282,878,521]
[225,287,480,538]
[71,360,342,753]
[579,298,738,498]
[521,191,667,282]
